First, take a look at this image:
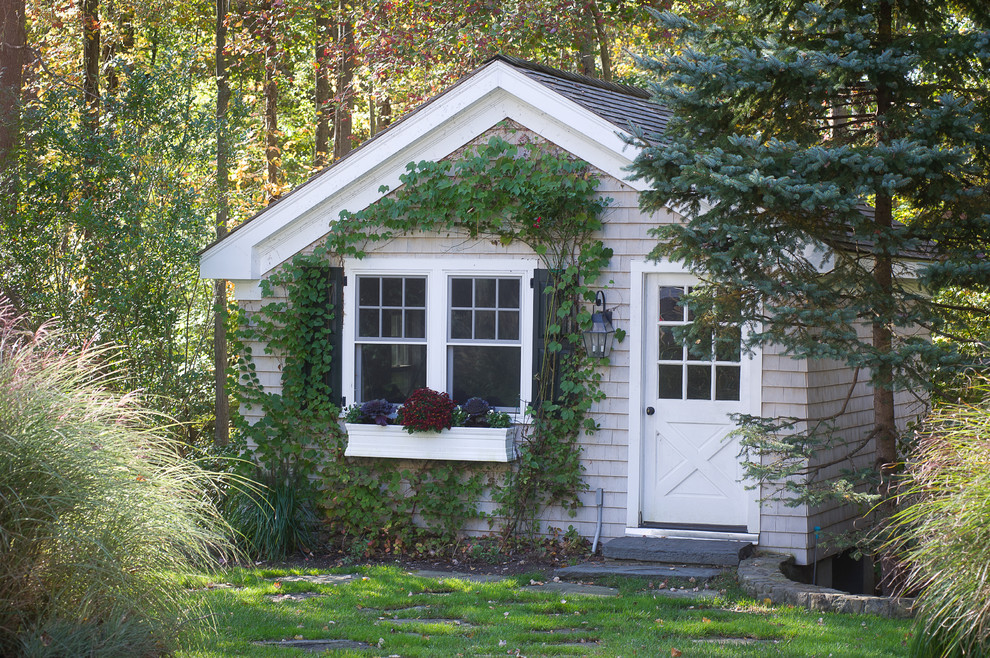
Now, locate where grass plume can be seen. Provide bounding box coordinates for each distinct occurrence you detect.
[0,302,236,656]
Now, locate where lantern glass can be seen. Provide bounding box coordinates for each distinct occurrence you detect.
[583,311,614,358]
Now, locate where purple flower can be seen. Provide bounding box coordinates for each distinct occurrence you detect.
[360,399,394,426]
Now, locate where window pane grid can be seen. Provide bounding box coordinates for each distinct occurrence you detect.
[357,276,427,343]
[449,277,520,344]
[656,286,741,401]
[448,276,522,408]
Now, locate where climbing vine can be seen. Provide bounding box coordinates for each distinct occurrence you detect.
[232,132,619,551]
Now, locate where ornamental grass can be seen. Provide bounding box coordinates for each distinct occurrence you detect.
[889,386,990,657]
[0,303,236,657]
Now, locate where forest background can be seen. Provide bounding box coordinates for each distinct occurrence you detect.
[0,0,728,446]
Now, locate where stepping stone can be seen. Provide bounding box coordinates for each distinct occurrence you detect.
[525,581,618,597]
[253,639,370,652]
[383,617,473,627]
[378,605,433,614]
[692,637,770,645]
[555,563,725,580]
[409,569,504,583]
[186,582,243,591]
[268,574,355,585]
[266,592,327,602]
[653,588,723,600]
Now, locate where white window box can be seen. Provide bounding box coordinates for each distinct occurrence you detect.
[343,423,518,462]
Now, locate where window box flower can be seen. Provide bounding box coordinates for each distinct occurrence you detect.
[343,423,519,462]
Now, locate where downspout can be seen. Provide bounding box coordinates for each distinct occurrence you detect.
[592,488,604,553]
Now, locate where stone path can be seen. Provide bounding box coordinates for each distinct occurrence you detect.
[268,573,356,585]
[266,592,328,602]
[253,639,370,652]
[407,569,504,583]
[524,581,618,597]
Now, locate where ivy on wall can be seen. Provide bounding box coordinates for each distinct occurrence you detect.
[232,132,619,550]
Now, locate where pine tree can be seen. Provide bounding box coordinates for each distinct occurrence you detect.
[630,0,990,571]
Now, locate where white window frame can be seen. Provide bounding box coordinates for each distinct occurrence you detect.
[342,257,538,415]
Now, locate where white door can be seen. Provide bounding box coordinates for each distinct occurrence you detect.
[641,275,756,531]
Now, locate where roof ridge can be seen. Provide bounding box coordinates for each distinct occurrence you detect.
[484,54,652,100]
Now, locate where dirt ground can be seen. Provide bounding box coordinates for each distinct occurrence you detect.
[260,544,602,577]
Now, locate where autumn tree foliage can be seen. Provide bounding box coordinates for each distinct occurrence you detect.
[1,0,692,444]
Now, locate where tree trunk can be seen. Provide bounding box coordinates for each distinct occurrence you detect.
[214,0,231,447]
[262,0,280,202]
[82,0,100,134]
[586,0,611,81]
[873,0,900,596]
[377,94,391,131]
[0,0,25,206]
[332,0,354,160]
[314,6,333,168]
[102,10,133,96]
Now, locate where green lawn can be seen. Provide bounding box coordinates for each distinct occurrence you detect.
[177,566,912,657]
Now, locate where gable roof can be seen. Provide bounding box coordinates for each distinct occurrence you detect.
[200,56,667,281]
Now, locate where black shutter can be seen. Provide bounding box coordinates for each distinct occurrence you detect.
[327,266,344,407]
[531,268,561,409]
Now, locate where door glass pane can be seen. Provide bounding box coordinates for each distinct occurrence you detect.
[659,327,682,360]
[358,344,427,403]
[715,366,741,401]
[715,326,742,362]
[659,287,683,321]
[686,365,712,400]
[450,346,520,407]
[686,332,712,361]
[658,364,682,399]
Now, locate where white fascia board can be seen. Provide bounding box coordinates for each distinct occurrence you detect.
[200,61,652,281]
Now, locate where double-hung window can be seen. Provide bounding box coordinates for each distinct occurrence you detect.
[344,259,535,412]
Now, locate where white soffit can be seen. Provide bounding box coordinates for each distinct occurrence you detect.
[199,60,655,281]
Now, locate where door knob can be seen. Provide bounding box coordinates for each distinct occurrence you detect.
[646,407,655,416]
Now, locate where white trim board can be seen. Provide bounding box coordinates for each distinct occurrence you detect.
[200,59,654,282]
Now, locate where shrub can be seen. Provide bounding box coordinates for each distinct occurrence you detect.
[226,472,317,560]
[397,388,456,433]
[0,304,235,657]
[889,388,990,657]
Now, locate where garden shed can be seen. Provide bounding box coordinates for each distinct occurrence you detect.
[200,55,922,568]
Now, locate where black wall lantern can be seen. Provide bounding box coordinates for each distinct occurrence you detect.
[583,291,615,359]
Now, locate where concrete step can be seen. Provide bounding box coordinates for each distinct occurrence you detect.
[602,537,753,567]
[555,563,725,581]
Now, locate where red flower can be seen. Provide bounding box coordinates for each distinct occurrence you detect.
[397,388,456,433]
